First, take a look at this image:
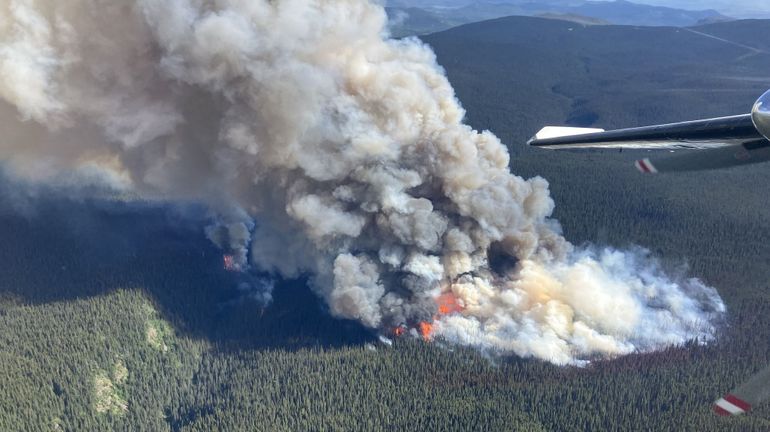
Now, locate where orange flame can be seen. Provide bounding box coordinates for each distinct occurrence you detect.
[389,293,464,341]
[437,292,463,315]
[223,254,237,271]
[418,321,434,340]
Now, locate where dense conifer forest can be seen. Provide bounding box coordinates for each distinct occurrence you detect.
[2,17,770,431]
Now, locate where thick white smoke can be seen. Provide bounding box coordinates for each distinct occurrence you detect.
[0,0,724,364]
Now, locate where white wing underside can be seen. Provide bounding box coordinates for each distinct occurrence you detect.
[531,126,740,149]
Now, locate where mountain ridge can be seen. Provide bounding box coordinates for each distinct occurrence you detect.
[387,0,732,36]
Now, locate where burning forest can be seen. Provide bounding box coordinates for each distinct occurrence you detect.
[0,0,725,364]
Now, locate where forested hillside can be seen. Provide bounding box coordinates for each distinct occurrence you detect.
[2,17,770,431]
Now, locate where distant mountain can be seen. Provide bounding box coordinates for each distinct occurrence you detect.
[695,16,734,26]
[536,13,610,26]
[386,7,453,37]
[387,0,733,36]
[386,0,470,7]
[565,0,729,27]
[629,1,770,19]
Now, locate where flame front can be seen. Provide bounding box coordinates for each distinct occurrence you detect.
[418,322,434,340]
[404,292,466,341]
[437,292,463,315]
[223,255,236,272]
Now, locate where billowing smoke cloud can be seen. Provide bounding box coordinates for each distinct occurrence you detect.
[0,0,724,364]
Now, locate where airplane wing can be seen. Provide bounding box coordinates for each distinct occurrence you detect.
[527,114,770,173]
[714,364,770,416]
[528,89,770,173]
[527,115,760,150]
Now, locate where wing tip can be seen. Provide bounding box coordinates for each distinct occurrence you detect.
[713,395,752,416]
[635,158,658,174]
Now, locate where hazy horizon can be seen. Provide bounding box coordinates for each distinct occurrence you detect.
[631,0,770,17]
[386,0,770,18]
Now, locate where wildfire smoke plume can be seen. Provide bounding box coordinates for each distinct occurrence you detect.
[0,0,724,364]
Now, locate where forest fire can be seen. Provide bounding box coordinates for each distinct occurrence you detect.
[223,255,237,271]
[0,0,728,371]
[437,292,463,315]
[392,292,465,340]
[418,322,434,340]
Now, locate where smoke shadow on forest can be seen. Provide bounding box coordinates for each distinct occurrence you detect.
[0,180,374,351]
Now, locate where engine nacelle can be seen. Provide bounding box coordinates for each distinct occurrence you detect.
[752,89,770,141]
